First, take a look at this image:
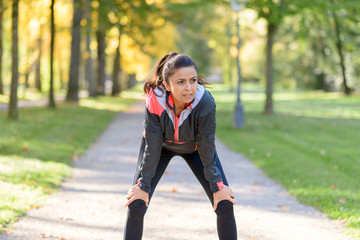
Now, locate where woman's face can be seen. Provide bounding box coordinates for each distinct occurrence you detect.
[163,66,198,107]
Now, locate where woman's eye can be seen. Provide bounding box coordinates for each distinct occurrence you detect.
[178,81,184,84]
[191,78,197,82]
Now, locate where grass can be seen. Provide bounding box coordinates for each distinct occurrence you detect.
[0,87,143,232]
[211,85,360,238]
[0,88,66,103]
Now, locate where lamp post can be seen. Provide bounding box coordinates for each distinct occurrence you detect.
[231,0,246,129]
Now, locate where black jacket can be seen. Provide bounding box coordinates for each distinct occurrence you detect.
[138,84,223,193]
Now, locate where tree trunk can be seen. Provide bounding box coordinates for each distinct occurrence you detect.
[35,26,42,92]
[49,0,56,108]
[96,30,105,95]
[0,0,3,95]
[8,0,19,120]
[66,0,83,102]
[264,22,277,115]
[111,28,121,96]
[331,10,351,95]
[85,0,96,97]
[59,56,64,89]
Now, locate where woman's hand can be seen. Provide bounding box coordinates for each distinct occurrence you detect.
[124,184,149,207]
[213,185,236,210]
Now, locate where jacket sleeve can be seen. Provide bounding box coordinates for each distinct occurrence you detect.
[137,107,164,193]
[195,96,223,193]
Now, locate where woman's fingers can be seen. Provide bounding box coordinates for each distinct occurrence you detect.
[124,196,136,207]
[213,200,219,211]
[228,195,236,205]
[126,192,134,200]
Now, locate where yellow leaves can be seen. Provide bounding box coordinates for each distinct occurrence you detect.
[80,19,87,27]
[154,17,165,27]
[120,16,129,25]
[108,11,118,24]
[229,46,238,58]
[208,39,217,49]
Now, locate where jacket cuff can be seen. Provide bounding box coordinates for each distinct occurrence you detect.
[217,181,225,190]
[137,178,151,193]
[210,180,224,193]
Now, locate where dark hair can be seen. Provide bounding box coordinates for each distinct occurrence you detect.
[143,52,207,95]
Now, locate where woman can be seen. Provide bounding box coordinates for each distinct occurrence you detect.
[124,52,237,240]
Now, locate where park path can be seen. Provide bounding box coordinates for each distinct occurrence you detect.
[0,101,352,240]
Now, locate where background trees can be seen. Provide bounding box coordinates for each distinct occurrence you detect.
[0,0,358,119]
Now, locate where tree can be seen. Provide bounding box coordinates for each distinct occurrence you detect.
[84,0,96,97]
[95,29,105,95]
[328,0,355,95]
[247,0,289,114]
[49,0,56,108]
[66,0,84,102]
[111,26,121,96]
[0,0,3,95]
[8,0,19,120]
[35,25,42,92]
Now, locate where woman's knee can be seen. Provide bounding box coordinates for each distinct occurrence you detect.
[215,200,234,216]
[128,199,148,216]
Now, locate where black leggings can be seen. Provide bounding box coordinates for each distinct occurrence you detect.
[124,139,237,240]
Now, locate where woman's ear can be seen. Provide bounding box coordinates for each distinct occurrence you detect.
[163,81,171,92]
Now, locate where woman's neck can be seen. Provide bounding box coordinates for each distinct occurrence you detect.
[173,100,186,117]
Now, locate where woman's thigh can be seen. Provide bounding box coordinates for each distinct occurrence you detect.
[182,150,228,205]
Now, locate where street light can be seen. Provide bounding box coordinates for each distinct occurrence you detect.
[230,0,246,129]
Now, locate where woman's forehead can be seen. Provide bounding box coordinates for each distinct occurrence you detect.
[170,67,197,80]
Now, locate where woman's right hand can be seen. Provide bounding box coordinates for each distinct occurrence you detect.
[124,184,149,207]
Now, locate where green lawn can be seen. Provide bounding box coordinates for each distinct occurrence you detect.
[0,89,143,232]
[212,85,360,238]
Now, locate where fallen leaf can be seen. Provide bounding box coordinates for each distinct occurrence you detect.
[277,205,290,211]
[250,237,254,240]
[252,182,259,186]
[43,188,53,194]
[281,206,290,211]
[40,233,53,238]
[335,219,348,224]
[331,185,336,189]
[338,198,346,204]
[172,188,177,193]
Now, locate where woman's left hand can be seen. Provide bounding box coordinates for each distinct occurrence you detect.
[213,185,236,211]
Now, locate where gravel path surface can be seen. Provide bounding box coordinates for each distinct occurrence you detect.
[0,101,352,240]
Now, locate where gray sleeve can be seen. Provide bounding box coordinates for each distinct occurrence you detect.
[195,101,223,192]
[138,108,164,193]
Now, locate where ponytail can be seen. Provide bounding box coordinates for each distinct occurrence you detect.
[143,52,178,95]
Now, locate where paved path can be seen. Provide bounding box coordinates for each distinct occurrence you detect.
[0,101,352,240]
